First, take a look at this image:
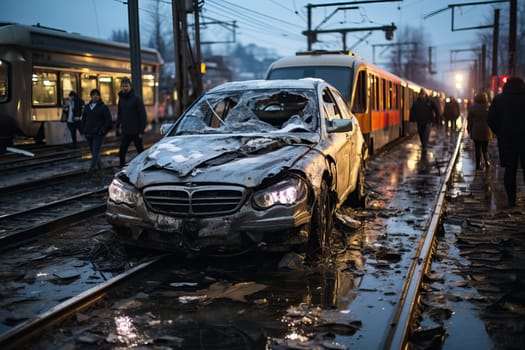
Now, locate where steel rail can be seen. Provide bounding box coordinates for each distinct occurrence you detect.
[0,188,108,249]
[0,255,166,350]
[382,127,465,349]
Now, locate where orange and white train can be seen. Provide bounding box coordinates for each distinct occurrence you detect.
[265,50,431,154]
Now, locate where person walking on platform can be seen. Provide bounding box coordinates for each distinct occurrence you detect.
[409,88,440,150]
[487,76,525,207]
[81,89,112,172]
[64,91,84,148]
[116,77,147,168]
[467,92,491,170]
[443,96,460,130]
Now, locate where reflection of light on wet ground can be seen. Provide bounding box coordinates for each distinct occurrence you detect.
[114,314,140,346]
[405,144,421,173]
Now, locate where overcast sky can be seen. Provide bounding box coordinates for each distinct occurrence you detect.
[1,0,511,84]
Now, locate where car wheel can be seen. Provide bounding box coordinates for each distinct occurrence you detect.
[347,159,367,208]
[306,180,333,261]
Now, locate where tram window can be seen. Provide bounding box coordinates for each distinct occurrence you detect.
[99,76,113,105]
[267,66,353,101]
[60,73,78,105]
[376,78,383,110]
[352,71,366,113]
[0,59,9,103]
[383,79,389,110]
[142,74,155,105]
[81,74,97,102]
[32,71,57,106]
[385,81,393,109]
[391,83,398,109]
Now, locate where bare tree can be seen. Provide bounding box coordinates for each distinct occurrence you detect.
[386,25,429,85]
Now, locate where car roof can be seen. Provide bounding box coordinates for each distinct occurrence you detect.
[207,78,326,93]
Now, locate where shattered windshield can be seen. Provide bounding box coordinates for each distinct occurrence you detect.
[171,89,319,135]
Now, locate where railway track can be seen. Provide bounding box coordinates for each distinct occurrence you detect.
[0,187,108,248]
[0,128,465,349]
[0,256,165,350]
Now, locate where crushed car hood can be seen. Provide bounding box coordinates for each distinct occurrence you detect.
[125,134,320,188]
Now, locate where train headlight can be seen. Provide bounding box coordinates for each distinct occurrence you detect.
[108,177,139,206]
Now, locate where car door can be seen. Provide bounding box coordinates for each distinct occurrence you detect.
[320,87,353,196]
[331,87,360,188]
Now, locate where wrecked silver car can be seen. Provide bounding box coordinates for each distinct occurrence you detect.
[106,79,367,257]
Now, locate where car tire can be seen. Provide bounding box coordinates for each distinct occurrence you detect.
[306,180,333,261]
[347,159,367,208]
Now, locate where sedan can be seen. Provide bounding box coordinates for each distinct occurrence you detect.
[106,79,367,259]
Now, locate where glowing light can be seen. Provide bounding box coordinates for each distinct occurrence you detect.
[113,315,140,346]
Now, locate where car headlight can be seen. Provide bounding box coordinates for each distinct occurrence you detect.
[108,177,140,206]
[252,177,307,209]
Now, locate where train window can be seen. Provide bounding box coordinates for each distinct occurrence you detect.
[142,74,155,105]
[99,75,113,105]
[32,71,57,106]
[267,66,353,101]
[391,83,398,109]
[381,79,390,109]
[60,73,78,105]
[81,74,97,102]
[377,78,383,110]
[352,71,366,113]
[0,59,9,103]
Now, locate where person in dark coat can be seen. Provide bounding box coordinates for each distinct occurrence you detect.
[443,96,460,130]
[81,89,112,171]
[409,88,440,150]
[116,77,147,168]
[467,92,491,170]
[487,76,525,207]
[64,91,84,147]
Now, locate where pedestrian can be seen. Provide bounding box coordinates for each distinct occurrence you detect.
[443,96,460,130]
[81,89,112,172]
[487,76,525,207]
[467,92,491,170]
[409,88,440,150]
[116,77,147,168]
[63,91,84,147]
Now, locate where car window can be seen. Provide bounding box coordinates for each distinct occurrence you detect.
[171,88,319,135]
[331,88,353,119]
[321,88,342,121]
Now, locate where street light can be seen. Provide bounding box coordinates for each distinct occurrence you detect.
[455,73,464,95]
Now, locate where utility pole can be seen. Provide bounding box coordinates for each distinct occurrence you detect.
[171,0,203,117]
[127,0,142,96]
[491,8,500,92]
[425,0,509,94]
[508,0,516,75]
[304,1,401,50]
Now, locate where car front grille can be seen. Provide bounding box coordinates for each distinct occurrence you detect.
[143,185,247,216]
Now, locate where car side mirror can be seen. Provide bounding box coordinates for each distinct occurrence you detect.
[160,123,174,135]
[326,119,353,133]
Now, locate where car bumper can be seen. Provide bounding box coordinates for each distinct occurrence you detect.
[106,196,312,254]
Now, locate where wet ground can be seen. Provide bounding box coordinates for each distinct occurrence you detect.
[20,126,459,349]
[420,127,525,349]
[3,124,524,349]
